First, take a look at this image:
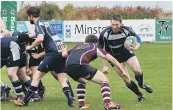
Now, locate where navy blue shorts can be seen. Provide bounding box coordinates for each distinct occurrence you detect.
[109,49,135,65]
[64,65,97,81]
[1,52,20,68]
[19,53,27,68]
[38,54,66,74]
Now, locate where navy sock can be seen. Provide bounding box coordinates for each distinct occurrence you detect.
[22,83,28,95]
[23,86,37,105]
[66,80,75,97]
[135,73,143,87]
[126,81,143,96]
[62,87,72,101]
[4,84,11,92]
[12,80,23,98]
[23,79,32,88]
[38,80,44,91]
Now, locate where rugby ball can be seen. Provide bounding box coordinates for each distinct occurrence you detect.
[124,36,138,49]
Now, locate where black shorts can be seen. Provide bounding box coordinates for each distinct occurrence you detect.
[38,54,66,74]
[109,49,135,66]
[1,52,20,68]
[19,53,27,68]
[29,57,43,67]
[64,65,97,81]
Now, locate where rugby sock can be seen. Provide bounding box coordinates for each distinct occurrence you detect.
[23,79,32,88]
[4,84,11,92]
[62,87,73,100]
[12,80,23,99]
[126,80,143,96]
[135,73,144,87]
[38,80,44,91]
[101,82,111,104]
[22,83,28,95]
[77,83,86,107]
[66,80,75,97]
[23,85,37,105]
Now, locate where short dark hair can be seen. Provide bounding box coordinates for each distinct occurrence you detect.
[27,6,40,17]
[85,34,98,43]
[111,14,122,23]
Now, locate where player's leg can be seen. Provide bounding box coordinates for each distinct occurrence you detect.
[6,46,24,101]
[51,57,74,107]
[18,66,40,101]
[126,56,153,93]
[29,57,46,99]
[11,56,50,106]
[55,72,74,107]
[7,67,23,101]
[113,63,144,102]
[51,71,76,100]
[66,65,122,109]
[30,65,46,99]
[0,80,12,98]
[21,70,46,105]
[90,69,122,109]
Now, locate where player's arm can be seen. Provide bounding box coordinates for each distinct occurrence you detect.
[31,51,45,59]
[98,30,105,49]
[60,44,69,57]
[128,27,142,50]
[97,48,124,74]
[26,25,45,50]
[29,33,36,38]
[99,57,110,74]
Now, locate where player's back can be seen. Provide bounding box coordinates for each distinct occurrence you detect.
[67,43,97,66]
[1,37,18,59]
[35,19,62,56]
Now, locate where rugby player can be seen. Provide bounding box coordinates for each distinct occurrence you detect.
[99,14,153,101]
[11,6,74,107]
[64,34,124,109]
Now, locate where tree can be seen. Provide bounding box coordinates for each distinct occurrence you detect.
[62,3,75,20]
[39,2,61,20]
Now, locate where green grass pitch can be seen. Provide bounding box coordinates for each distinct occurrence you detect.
[1,43,172,110]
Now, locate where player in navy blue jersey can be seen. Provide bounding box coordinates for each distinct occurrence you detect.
[63,34,125,109]
[11,6,73,107]
[99,14,153,102]
[25,33,76,100]
[1,36,24,101]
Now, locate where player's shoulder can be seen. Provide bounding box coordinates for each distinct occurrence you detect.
[100,26,111,34]
[121,25,134,34]
[121,25,131,30]
[100,26,111,38]
[36,19,44,26]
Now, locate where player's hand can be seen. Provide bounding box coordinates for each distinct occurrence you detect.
[102,66,110,74]
[26,68,31,76]
[32,54,39,59]
[60,44,68,57]
[127,44,138,51]
[60,44,67,52]
[26,46,32,51]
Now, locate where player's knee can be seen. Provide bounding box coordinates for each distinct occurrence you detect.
[132,65,141,73]
[8,73,18,81]
[120,73,131,83]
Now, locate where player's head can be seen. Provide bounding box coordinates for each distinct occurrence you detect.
[111,14,122,33]
[27,6,40,24]
[85,34,98,44]
[12,31,35,44]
